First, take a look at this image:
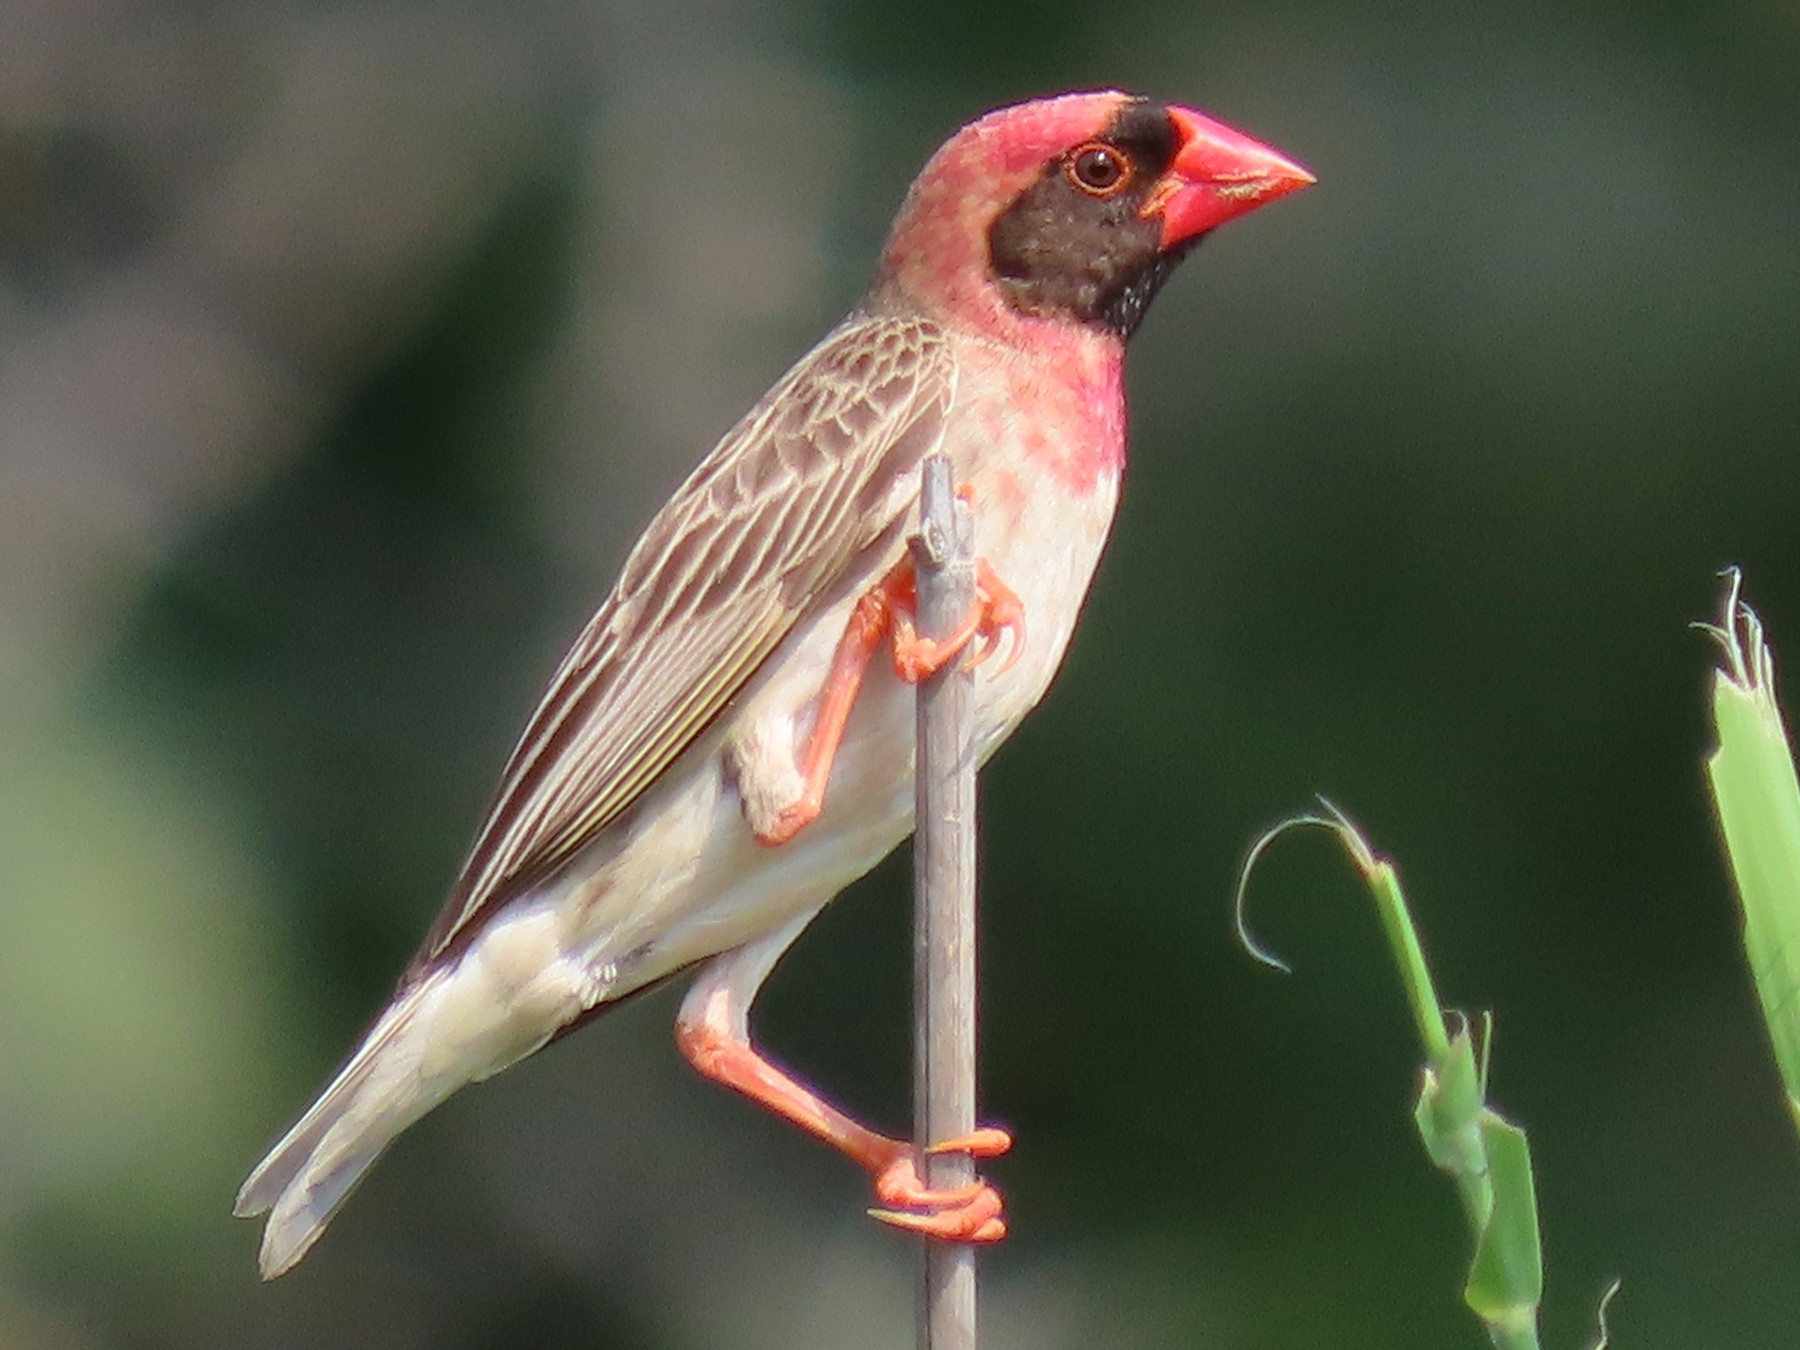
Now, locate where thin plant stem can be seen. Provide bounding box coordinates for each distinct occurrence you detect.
[912,455,978,1350]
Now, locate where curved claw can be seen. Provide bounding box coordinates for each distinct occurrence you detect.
[926,1126,1012,1159]
[966,606,1026,676]
[869,1186,1007,1243]
[969,561,1026,676]
[866,1127,1013,1242]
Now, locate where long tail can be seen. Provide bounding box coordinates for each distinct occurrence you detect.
[237,904,625,1277]
[233,989,448,1279]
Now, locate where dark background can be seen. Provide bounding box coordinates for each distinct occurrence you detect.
[2,1,1797,1346]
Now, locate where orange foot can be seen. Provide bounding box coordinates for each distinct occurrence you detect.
[755,552,1027,847]
[890,560,1026,683]
[866,1127,1013,1242]
[676,982,1014,1244]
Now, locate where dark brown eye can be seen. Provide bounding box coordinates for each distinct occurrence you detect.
[1067,142,1131,195]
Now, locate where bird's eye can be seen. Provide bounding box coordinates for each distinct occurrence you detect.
[1067,143,1131,196]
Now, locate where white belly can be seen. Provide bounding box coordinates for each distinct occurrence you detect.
[520,452,1123,996]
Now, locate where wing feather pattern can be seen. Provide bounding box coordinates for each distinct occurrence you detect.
[411,315,954,968]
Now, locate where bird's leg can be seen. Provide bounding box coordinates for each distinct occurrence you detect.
[755,553,1026,847]
[676,927,1012,1242]
[754,564,902,847]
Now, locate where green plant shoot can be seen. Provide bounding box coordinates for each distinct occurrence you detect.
[1699,567,1800,1138]
[1236,802,1546,1350]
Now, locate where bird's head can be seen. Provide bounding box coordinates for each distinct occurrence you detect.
[875,91,1313,340]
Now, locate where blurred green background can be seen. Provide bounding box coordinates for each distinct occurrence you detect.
[2,1,1798,1346]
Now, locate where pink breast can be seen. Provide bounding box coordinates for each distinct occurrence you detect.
[952,326,1127,497]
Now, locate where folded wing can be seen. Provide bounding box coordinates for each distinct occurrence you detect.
[414,315,955,971]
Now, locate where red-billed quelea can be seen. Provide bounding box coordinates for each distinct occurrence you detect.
[236,89,1311,1278]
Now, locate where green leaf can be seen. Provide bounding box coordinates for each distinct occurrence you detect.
[1700,568,1800,1140]
[1465,1111,1543,1324]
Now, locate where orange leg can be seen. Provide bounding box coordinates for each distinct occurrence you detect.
[677,931,1011,1242]
[755,553,1026,847]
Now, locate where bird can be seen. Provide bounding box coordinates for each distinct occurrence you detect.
[235,88,1312,1279]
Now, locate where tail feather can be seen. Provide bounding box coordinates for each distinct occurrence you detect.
[237,904,598,1276]
[252,1125,394,1279]
[236,996,439,1279]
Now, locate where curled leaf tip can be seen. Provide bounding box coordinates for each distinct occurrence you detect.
[1233,803,1397,971]
[1696,565,1775,695]
[1587,1277,1623,1350]
[1315,795,1381,875]
[1233,814,1337,973]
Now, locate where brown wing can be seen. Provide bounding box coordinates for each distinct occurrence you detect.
[411,315,954,968]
